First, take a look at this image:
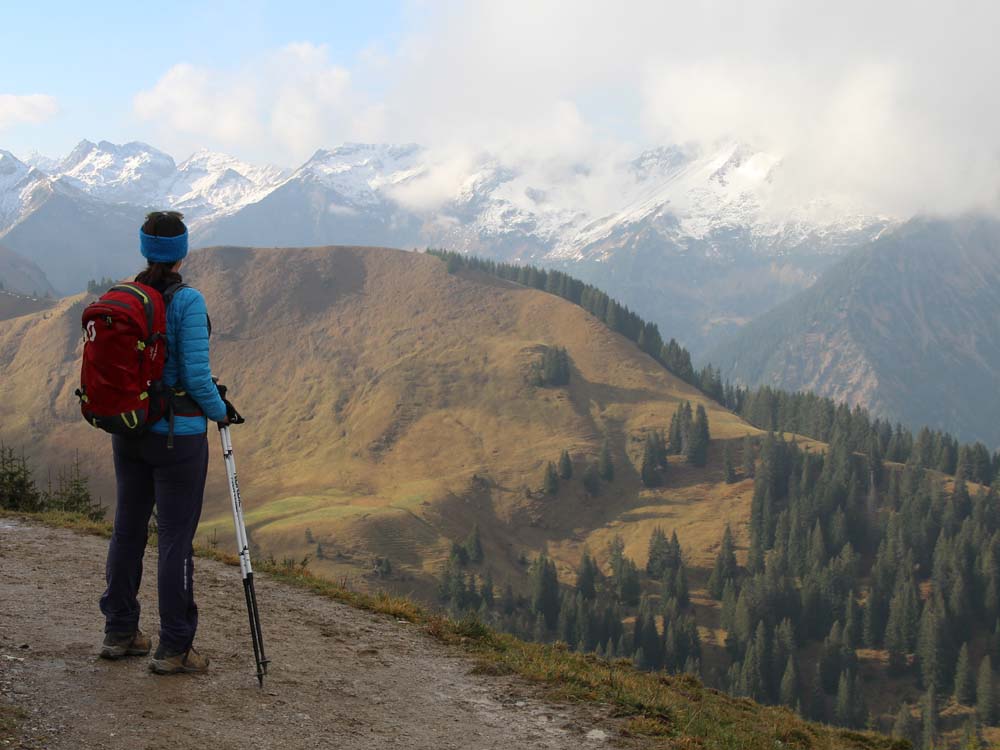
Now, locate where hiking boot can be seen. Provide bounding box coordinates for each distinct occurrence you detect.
[100,629,152,659]
[149,645,209,675]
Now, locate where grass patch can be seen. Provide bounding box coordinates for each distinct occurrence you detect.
[0,705,27,743]
[4,509,906,750]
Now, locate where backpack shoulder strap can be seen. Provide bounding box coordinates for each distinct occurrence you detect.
[162,282,188,306]
[110,283,154,335]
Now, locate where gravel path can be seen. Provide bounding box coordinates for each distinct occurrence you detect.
[0,520,621,749]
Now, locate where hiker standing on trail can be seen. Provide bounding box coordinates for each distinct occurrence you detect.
[96,211,235,674]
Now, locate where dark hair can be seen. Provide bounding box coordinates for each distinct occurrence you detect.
[142,210,186,238]
[136,211,186,288]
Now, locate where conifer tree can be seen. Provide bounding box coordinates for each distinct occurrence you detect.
[646,527,673,579]
[955,642,975,705]
[542,461,559,495]
[978,656,996,725]
[582,462,601,494]
[558,450,573,480]
[808,663,827,722]
[464,523,484,564]
[577,551,597,601]
[922,686,937,750]
[598,438,614,481]
[780,654,799,709]
[686,405,710,466]
[723,441,737,483]
[742,434,756,479]
[530,555,560,631]
[918,600,944,689]
[641,434,661,487]
[708,525,738,599]
[481,569,494,608]
[835,670,854,727]
[617,557,641,607]
[500,581,516,615]
[892,703,918,747]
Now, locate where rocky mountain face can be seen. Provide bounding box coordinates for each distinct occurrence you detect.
[1,140,890,353]
[709,215,1000,447]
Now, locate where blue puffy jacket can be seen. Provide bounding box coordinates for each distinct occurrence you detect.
[149,286,228,435]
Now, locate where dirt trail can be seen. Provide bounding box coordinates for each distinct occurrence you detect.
[0,521,621,749]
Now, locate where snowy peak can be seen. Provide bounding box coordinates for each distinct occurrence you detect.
[0,150,49,232]
[294,143,424,207]
[0,150,29,183]
[57,139,176,204]
[0,137,893,267]
[170,150,290,223]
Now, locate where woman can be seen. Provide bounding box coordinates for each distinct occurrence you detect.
[98,211,230,675]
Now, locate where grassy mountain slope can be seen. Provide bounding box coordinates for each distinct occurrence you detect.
[0,245,763,594]
[708,215,1000,448]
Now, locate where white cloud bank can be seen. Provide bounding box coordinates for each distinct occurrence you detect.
[133,0,1000,217]
[133,43,385,165]
[0,94,59,131]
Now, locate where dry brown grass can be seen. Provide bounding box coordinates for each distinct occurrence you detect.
[0,245,768,594]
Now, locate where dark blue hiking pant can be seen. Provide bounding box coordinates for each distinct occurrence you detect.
[100,432,209,653]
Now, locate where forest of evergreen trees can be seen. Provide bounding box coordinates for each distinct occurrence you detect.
[707,430,1000,743]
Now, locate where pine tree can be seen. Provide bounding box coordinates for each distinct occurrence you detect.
[742,434,756,479]
[543,461,559,495]
[918,600,943,689]
[582,462,601,494]
[641,434,661,487]
[646,527,673,579]
[617,557,641,607]
[577,551,597,601]
[464,523,484,564]
[481,569,494,608]
[723,441,737,483]
[598,438,614,481]
[779,655,799,709]
[892,703,919,747]
[922,686,937,750]
[558,450,573,480]
[500,581,516,615]
[955,642,975,705]
[530,555,560,631]
[707,525,738,599]
[978,656,996,725]
[686,405,710,466]
[835,670,854,727]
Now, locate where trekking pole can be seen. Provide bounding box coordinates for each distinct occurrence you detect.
[218,422,269,687]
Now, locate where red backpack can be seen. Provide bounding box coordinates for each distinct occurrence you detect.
[75,282,184,436]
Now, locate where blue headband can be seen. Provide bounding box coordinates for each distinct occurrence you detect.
[140,229,189,263]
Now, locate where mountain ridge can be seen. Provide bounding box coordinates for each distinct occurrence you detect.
[709,214,1000,448]
[3,139,891,355]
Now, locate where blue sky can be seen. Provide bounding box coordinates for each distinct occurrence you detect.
[2,1,405,159]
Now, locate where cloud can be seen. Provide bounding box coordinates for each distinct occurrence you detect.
[0,94,59,130]
[133,1,1000,217]
[133,43,382,164]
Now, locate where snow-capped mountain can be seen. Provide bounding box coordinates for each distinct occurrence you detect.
[0,150,49,232]
[170,150,289,224]
[42,140,291,224]
[56,140,177,205]
[0,138,894,352]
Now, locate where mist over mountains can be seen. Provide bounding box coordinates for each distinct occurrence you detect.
[0,138,889,352]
